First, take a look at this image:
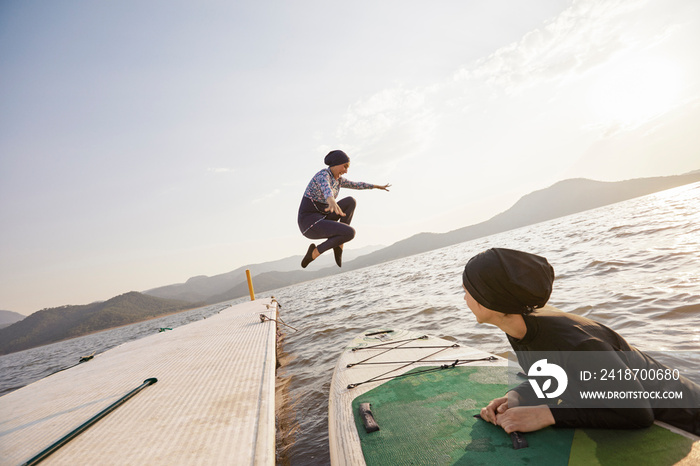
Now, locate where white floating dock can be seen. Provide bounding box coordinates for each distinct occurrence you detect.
[0,298,279,465]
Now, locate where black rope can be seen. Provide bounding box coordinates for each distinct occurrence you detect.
[346,357,497,388]
[347,356,496,367]
[348,364,452,388]
[354,345,461,351]
[46,352,96,377]
[347,344,458,389]
[79,352,95,363]
[347,337,425,368]
[22,378,158,466]
[365,330,394,336]
[260,314,298,332]
[350,335,429,351]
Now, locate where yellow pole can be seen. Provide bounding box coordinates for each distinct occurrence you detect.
[245,269,255,301]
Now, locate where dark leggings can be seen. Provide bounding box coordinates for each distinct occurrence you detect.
[298,196,357,254]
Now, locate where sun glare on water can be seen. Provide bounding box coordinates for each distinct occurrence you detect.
[588,56,683,131]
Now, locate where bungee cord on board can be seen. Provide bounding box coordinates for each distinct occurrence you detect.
[347,336,427,368]
[347,346,496,389]
[345,334,498,389]
[347,356,498,389]
[346,343,452,389]
[347,356,497,366]
[350,335,429,352]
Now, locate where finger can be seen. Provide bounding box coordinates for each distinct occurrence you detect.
[495,414,511,432]
[480,407,490,422]
[500,419,518,434]
[481,407,496,424]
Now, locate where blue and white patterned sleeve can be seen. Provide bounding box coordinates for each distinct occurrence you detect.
[339,177,374,190]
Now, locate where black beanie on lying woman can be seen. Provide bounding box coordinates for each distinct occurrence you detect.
[462,248,554,315]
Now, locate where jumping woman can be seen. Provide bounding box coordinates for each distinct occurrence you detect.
[298,150,390,268]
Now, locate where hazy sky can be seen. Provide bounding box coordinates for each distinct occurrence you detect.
[2,0,699,314]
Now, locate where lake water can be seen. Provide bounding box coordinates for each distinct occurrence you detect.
[1,182,699,465]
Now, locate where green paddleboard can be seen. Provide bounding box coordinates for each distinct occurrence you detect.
[329,329,699,465]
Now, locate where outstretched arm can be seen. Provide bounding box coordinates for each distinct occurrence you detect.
[339,178,390,191]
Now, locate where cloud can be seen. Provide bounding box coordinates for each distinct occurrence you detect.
[329,0,691,176]
[332,1,658,160]
[207,167,234,173]
[333,86,438,166]
[252,189,280,204]
[336,87,426,141]
[454,0,655,94]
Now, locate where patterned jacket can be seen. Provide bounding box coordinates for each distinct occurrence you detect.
[303,168,373,203]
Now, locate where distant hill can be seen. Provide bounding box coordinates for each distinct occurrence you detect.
[0,292,198,355]
[145,172,700,304]
[0,310,25,329]
[145,244,384,303]
[344,173,700,268]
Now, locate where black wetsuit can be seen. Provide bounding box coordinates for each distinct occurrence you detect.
[507,306,700,435]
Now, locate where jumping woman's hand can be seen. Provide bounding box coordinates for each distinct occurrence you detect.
[374,183,391,191]
[325,197,346,217]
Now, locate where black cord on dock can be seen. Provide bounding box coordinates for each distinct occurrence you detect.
[21,378,158,466]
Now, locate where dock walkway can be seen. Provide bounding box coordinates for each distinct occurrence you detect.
[0,298,279,465]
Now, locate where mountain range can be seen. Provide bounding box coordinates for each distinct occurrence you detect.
[144,172,700,305]
[0,292,197,355]
[0,310,26,330]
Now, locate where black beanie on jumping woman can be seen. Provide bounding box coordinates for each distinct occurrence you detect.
[462,248,555,315]
[324,150,350,167]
